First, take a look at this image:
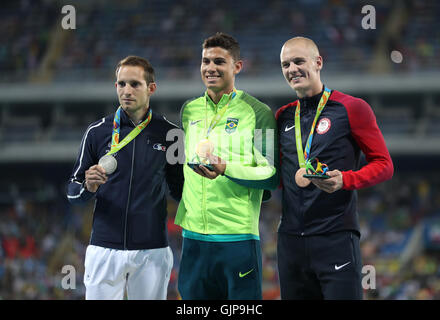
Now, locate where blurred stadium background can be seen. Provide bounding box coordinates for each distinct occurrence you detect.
[1,0,440,300]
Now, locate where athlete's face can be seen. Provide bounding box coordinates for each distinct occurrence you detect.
[201,47,242,96]
[115,65,156,116]
[280,42,323,97]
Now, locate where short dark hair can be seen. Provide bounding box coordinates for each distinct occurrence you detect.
[202,32,240,61]
[115,55,155,84]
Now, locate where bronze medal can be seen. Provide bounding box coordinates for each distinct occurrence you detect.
[295,168,311,187]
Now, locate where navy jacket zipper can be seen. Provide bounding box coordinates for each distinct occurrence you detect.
[124,138,136,250]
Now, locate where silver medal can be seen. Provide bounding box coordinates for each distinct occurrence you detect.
[98,154,118,175]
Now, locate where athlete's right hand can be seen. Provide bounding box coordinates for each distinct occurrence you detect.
[85,165,108,193]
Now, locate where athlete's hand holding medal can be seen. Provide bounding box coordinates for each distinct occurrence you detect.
[85,165,108,193]
[188,139,227,179]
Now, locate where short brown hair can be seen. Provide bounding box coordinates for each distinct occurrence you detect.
[202,32,240,61]
[115,55,155,84]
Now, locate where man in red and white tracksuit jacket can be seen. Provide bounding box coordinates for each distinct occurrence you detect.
[276,37,393,299]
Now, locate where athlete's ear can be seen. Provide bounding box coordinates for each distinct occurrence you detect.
[147,82,157,95]
[316,55,323,71]
[234,60,243,75]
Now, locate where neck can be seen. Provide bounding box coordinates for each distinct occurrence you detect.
[207,86,234,104]
[296,81,323,99]
[126,106,149,124]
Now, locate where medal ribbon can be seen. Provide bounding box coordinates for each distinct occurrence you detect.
[107,106,153,155]
[294,87,331,168]
[204,88,237,138]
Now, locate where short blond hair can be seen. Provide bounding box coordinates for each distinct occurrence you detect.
[282,37,320,58]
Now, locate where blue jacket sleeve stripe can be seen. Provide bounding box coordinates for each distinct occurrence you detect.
[67,118,105,203]
[72,118,105,179]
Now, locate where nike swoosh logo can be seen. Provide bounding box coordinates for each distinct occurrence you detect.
[285,124,295,132]
[190,120,202,126]
[239,269,254,278]
[334,261,351,270]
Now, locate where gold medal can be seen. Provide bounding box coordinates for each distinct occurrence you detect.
[196,139,214,159]
[295,168,310,187]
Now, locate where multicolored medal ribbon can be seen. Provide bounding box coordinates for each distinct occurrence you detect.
[98,106,153,174]
[294,87,331,187]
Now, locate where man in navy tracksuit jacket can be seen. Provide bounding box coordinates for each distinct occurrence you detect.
[66,56,183,299]
[276,37,393,299]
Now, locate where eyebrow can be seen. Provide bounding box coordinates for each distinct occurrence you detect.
[203,56,227,61]
[117,80,142,85]
[281,56,306,64]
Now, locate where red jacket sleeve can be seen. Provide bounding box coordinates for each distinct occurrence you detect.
[342,97,393,190]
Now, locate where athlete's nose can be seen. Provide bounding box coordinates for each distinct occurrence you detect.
[123,85,134,97]
[205,61,217,74]
[288,62,300,74]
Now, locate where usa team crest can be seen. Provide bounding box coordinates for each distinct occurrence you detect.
[316,117,331,134]
[225,117,239,133]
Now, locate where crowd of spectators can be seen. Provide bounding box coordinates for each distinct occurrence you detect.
[0,165,439,299]
[1,0,439,83]
[359,170,440,299]
[0,0,56,82]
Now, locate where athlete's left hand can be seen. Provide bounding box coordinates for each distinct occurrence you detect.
[310,169,343,193]
[194,154,226,179]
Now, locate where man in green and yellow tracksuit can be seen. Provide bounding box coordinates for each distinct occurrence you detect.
[175,32,278,299]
